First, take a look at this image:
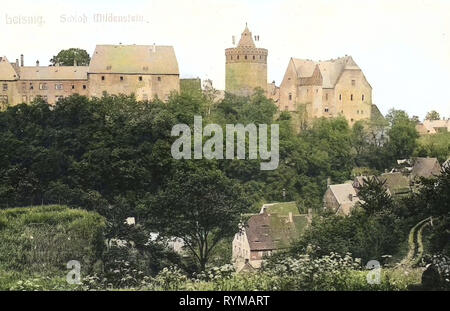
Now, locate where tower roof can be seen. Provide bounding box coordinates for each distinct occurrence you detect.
[237,24,256,48]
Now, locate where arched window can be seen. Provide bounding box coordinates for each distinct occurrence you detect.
[339,94,342,101]
[351,94,353,101]
[288,93,292,101]
[362,94,365,101]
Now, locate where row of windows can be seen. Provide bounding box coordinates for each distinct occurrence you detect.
[288,92,366,101]
[326,108,364,114]
[21,83,87,91]
[229,55,266,61]
[100,75,161,82]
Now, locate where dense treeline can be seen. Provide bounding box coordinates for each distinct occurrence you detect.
[0,90,444,274]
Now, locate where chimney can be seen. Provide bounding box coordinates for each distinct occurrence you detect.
[36,60,40,67]
[15,59,19,67]
[20,54,24,66]
[288,212,293,223]
[326,177,331,187]
[348,194,353,201]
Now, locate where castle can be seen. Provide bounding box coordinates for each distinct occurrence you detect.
[0,44,179,107]
[1,25,374,125]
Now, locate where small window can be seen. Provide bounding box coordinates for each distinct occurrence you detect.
[55,83,63,90]
[288,93,292,101]
[325,108,329,112]
[259,55,261,59]
[120,76,124,81]
[138,76,143,81]
[39,83,47,90]
[29,95,34,102]
[352,80,356,86]
[157,76,161,82]
[339,94,342,101]
[101,76,105,81]
[2,84,7,91]
[30,83,34,90]
[351,118,354,122]
[230,56,233,60]
[357,110,359,114]
[237,55,239,60]
[362,94,365,101]
[72,85,75,90]
[245,55,247,60]
[253,55,255,60]
[106,65,112,70]
[316,89,318,93]
[351,94,353,101]
[361,110,364,114]
[82,85,86,90]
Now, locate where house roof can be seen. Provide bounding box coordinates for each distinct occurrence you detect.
[423,119,449,133]
[0,57,19,80]
[245,212,308,251]
[88,44,179,75]
[18,66,89,80]
[329,184,359,205]
[371,104,385,122]
[378,172,410,196]
[411,157,442,178]
[259,201,299,215]
[291,56,361,88]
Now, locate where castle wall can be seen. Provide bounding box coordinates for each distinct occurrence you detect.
[88,73,179,101]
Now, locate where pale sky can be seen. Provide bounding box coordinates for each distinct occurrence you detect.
[1,0,449,119]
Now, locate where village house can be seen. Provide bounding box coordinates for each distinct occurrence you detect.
[232,202,310,271]
[410,157,442,179]
[416,119,450,135]
[323,183,361,216]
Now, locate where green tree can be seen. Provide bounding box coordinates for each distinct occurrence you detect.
[140,165,251,270]
[356,176,393,215]
[385,109,419,161]
[425,110,441,121]
[50,48,91,66]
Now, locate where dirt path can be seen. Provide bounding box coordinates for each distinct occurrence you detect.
[397,217,431,268]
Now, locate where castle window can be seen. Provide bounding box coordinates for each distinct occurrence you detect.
[83,85,86,90]
[230,56,233,60]
[237,55,239,60]
[260,55,261,59]
[0,95,8,104]
[139,76,143,81]
[351,94,353,101]
[325,108,329,112]
[72,85,75,90]
[55,83,63,90]
[30,83,34,90]
[339,94,342,101]
[106,65,112,70]
[2,84,8,91]
[245,55,247,60]
[253,55,255,60]
[361,110,364,114]
[29,95,34,102]
[357,110,359,114]
[352,80,355,86]
[288,93,292,101]
[101,76,105,81]
[157,76,161,82]
[316,89,318,93]
[362,94,365,101]
[120,76,124,81]
[39,83,47,90]
[351,118,354,122]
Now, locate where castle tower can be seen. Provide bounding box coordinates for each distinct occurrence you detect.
[225,24,267,96]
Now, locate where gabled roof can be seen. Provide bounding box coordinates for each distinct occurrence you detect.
[329,183,359,205]
[88,44,179,75]
[411,157,442,178]
[245,203,308,251]
[378,172,410,196]
[291,56,361,88]
[18,66,88,80]
[0,57,19,80]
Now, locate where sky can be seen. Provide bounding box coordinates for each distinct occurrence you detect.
[1,0,449,119]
